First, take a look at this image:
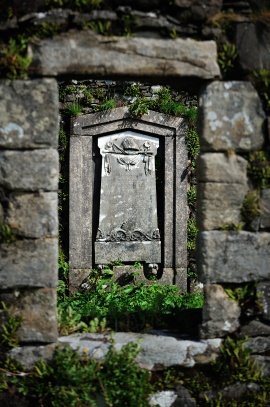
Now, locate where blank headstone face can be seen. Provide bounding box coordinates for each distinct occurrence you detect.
[95,131,161,264]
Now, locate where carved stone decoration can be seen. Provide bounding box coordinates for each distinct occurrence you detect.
[95,131,161,264]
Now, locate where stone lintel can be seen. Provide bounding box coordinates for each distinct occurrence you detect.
[29,31,220,90]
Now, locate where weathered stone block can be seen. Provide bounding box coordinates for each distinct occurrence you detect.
[0,149,58,191]
[197,182,248,230]
[260,189,270,229]
[8,343,57,370]
[197,231,270,283]
[6,192,58,238]
[244,336,270,354]
[0,79,58,149]
[198,81,265,152]
[200,284,241,339]
[0,239,58,288]
[14,288,58,343]
[257,281,270,322]
[29,31,220,89]
[239,320,270,338]
[236,23,270,72]
[196,153,248,183]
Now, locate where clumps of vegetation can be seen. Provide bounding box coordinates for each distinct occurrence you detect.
[0,342,152,407]
[221,223,243,231]
[251,69,270,115]
[0,221,16,243]
[187,218,198,252]
[66,103,82,116]
[57,261,203,334]
[124,83,142,98]
[94,98,115,112]
[225,283,262,319]
[241,190,261,224]
[45,0,104,12]
[187,185,197,208]
[217,43,238,78]
[0,37,31,79]
[0,302,21,349]
[83,20,112,35]
[247,150,270,189]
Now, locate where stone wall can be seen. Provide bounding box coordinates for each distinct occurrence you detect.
[1,0,270,404]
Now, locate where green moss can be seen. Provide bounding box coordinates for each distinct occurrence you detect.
[187,218,198,252]
[0,221,16,243]
[241,190,261,223]
[0,302,21,349]
[247,150,270,189]
[0,37,31,79]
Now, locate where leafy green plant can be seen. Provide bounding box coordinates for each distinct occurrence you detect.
[124,83,142,97]
[241,190,261,223]
[186,127,200,158]
[0,37,31,79]
[187,218,198,252]
[0,302,21,348]
[247,150,270,189]
[84,20,112,35]
[45,0,104,11]
[0,221,16,243]
[221,223,243,231]
[187,186,197,208]
[129,97,151,117]
[170,29,178,39]
[252,69,270,114]
[218,43,237,77]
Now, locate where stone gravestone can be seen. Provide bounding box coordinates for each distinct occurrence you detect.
[95,131,161,271]
[69,107,187,291]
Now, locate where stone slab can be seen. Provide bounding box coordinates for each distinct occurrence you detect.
[244,336,270,354]
[8,344,57,370]
[29,30,220,89]
[239,320,270,338]
[59,332,222,370]
[198,81,265,152]
[0,238,58,288]
[236,23,270,72]
[196,182,248,231]
[0,79,58,149]
[95,241,161,264]
[197,231,270,283]
[6,192,58,238]
[200,284,241,339]
[0,149,59,191]
[260,189,270,229]
[196,153,248,184]
[14,288,58,343]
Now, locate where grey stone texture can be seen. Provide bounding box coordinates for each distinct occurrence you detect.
[0,149,59,191]
[59,332,222,370]
[197,231,270,284]
[14,288,58,343]
[6,192,58,238]
[0,79,59,149]
[236,23,270,72]
[239,320,270,338]
[8,344,57,371]
[244,336,270,354]
[257,282,270,322]
[0,239,58,289]
[198,81,265,152]
[200,284,241,339]
[69,108,187,290]
[29,30,220,89]
[260,189,270,229]
[196,152,248,230]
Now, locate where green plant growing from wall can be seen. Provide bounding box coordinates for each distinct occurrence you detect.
[45,0,104,11]
[251,69,270,114]
[67,103,83,116]
[124,83,142,97]
[187,218,198,252]
[247,150,270,189]
[187,186,197,208]
[0,37,32,79]
[94,98,116,112]
[0,221,16,244]
[129,97,151,117]
[241,190,261,224]
[0,302,21,349]
[217,43,237,77]
[84,20,112,35]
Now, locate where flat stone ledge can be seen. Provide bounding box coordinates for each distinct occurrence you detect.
[0,238,58,289]
[0,79,58,149]
[0,149,59,191]
[198,81,265,152]
[29,30,220,89]
[197,231,270,284]
[8,344,57,371]
[59,332,222,371]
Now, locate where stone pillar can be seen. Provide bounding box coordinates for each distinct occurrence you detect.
[197,81,267,338]
[0,79,59,349]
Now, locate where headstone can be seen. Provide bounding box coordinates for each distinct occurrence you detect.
[95,131,161,268]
